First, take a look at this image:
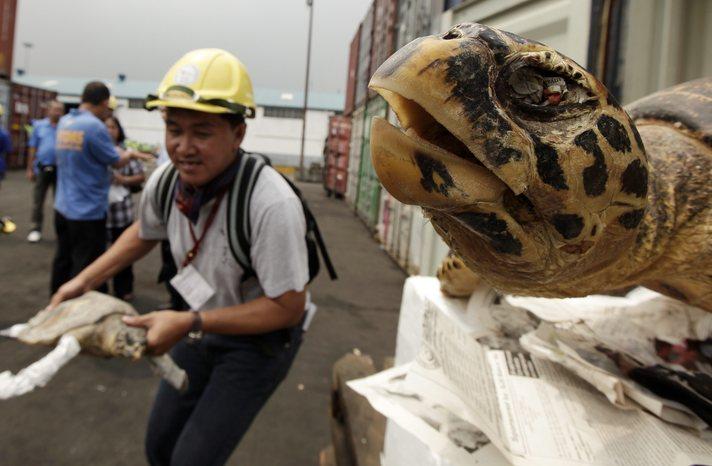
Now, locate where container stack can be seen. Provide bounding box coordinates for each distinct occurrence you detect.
[338,0,451,276]
[323,115,352,198]
[345,105,365,205]
[353,0,398,229]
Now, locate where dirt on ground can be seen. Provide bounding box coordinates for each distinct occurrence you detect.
[0,170,406,465]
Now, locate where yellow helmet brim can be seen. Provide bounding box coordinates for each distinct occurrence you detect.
[145,98,234,115]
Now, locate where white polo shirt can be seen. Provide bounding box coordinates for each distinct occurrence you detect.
[138,162,309,311]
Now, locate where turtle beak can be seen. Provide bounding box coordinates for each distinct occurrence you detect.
[369,35,512,210]
[371,117,507,209]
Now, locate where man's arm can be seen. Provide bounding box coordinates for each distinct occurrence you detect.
[26,147,36,181]
[49,221,158,308]
[123,291,306,355]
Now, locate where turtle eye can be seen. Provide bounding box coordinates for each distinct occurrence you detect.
[505,65,596,110]
[497,54,599,120]
[442,29,462,40]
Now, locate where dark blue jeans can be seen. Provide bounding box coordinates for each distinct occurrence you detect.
[145,327,303,466]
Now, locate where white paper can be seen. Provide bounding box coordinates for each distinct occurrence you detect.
[348,364,511,465]
[108,184,130,204]
[0,334,81,399]
[370,277,712,466]
[170,264,215,310]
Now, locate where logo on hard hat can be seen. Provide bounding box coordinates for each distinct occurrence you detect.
[174,64,200,86]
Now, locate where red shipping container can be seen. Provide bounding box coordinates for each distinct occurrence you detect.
[336,153,349,170]
[0,0,17,79]
[344,25,361,117]
[369,0,398,99]
[323,115,352,197]
[334,168,348,196]
[7,82,58,168]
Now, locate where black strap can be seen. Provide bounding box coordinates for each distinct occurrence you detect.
[156,163,178,224]
[227,151,267,277]
[281,175,338,281]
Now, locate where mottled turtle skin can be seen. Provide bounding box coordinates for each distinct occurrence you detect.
[369,23,712,310]
[18,291,147,358]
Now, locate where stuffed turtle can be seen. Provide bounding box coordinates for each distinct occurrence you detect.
[1,292,187,396]
[369,23,711,311]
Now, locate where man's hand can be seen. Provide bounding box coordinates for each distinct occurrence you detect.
[48,276,89,310]
[26,168,35,182]
[123,311,193,355]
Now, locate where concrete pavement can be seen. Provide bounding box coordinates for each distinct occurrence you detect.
[0,170,406,465]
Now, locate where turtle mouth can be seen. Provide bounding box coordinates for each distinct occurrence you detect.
[369,86,512,211]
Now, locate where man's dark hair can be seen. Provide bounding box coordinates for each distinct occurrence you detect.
[219,113,245,128]
[81,81,111,106]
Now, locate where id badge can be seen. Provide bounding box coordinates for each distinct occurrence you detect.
[170,264,215,310]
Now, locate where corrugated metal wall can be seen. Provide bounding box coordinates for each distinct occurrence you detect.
[0,0,17,79]
[355,96,387,228]
[345,105,365,205]
[344,25,361,117]
[354,5,374,108]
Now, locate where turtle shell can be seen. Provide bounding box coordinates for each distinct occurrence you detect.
[626,77,712,147]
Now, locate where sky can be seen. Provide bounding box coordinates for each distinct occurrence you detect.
[12,0,372,95]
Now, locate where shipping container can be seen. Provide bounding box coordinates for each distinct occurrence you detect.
[343,25,361,117]
[376,107,417,270]
[354,4,374,108]
[368,0,398,99]
[397,0,434,49]
[355,95,387,228]
[0,0,17,79]
[6,82,57,168]
[323,115,351,198]
[0,78,9,128]
[345,105,365,206]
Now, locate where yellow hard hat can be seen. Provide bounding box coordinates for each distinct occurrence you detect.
[109,95,118,110]
[145,48,255,118]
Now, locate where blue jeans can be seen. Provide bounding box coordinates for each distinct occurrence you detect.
[145,326,303,466]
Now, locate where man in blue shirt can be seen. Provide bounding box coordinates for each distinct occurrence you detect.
[26,100,64,242]
[51,81,148,293]
[0,103,15,234]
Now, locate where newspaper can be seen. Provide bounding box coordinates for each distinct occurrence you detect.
[354,277,712,466]
[508,290,712,431]
[412,293,712,465]
[348,364,510,465]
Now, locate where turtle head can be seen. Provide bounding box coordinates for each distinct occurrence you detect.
[370,23,649,294]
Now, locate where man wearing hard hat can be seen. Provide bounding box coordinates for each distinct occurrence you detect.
[50,50,309,465]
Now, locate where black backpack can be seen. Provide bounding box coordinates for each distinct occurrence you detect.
[154,150,337,284]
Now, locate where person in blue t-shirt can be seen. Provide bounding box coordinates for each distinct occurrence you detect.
[0,103,11,185]
[26,100,65,243]
[51,81,149,294]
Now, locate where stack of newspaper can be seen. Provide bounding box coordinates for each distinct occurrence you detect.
[349,277,712,466]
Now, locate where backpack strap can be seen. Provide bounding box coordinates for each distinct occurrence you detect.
[280,175,338,281]
[226,151,268,276]
[155,163,179,224]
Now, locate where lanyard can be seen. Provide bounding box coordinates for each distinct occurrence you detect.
[181,190,227,268]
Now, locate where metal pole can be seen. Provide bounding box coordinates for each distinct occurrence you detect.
[298,0,314,181]
[23,42,33,74]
